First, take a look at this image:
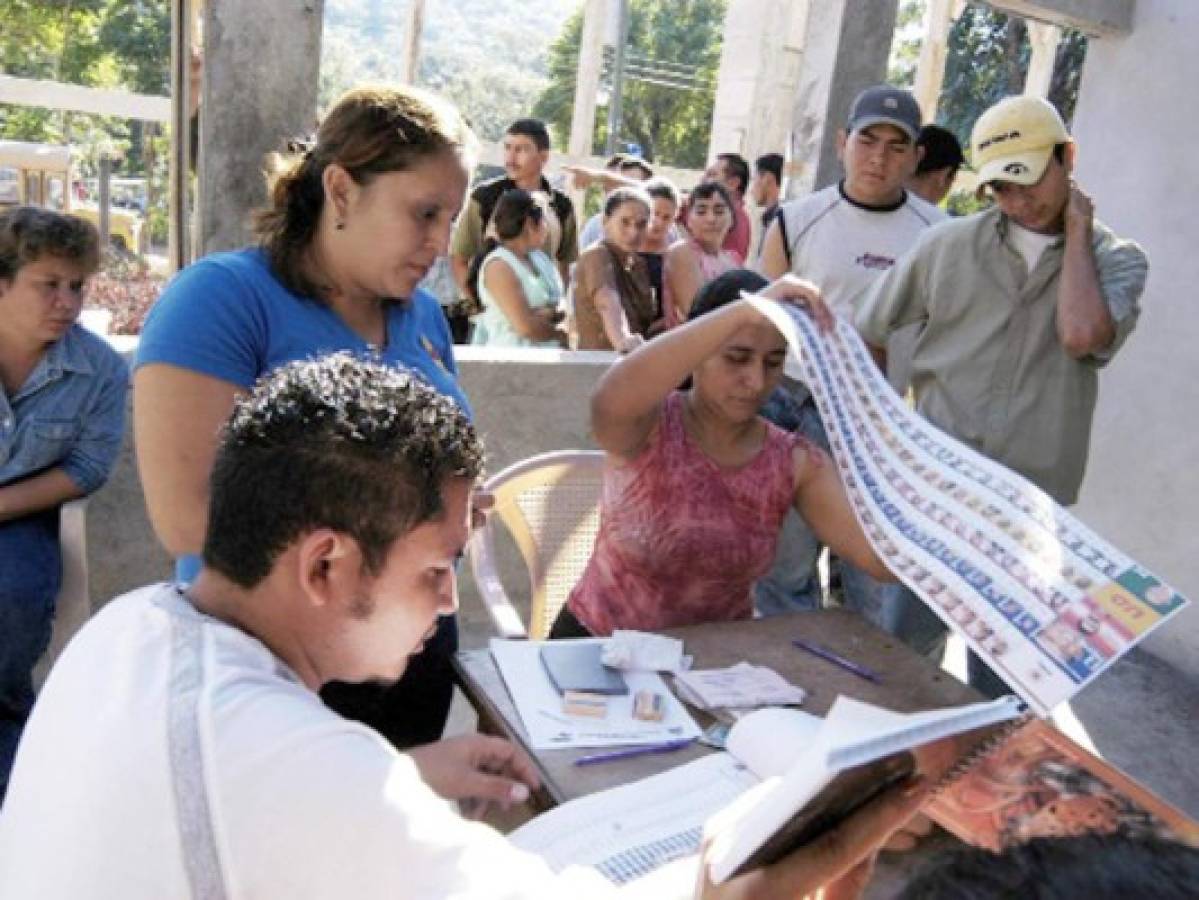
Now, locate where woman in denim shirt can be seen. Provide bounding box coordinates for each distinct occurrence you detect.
[0,208,128,803]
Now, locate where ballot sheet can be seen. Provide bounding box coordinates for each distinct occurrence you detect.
[750,296,1190,715]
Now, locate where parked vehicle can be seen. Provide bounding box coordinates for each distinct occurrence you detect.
[0,139,146,254]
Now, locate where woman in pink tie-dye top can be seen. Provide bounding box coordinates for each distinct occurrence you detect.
[661,181,739,328]
[552,270,893,638]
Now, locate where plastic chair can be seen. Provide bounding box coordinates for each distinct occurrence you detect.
[469,451,605,640]
[33,498,90,688]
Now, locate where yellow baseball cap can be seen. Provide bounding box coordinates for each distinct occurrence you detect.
[971,96,1070,186]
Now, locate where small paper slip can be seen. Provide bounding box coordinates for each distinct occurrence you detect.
[601,630,689,672]
[490,638,702,750]
[673,662,806,711]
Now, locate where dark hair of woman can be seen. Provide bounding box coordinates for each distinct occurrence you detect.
[603,185,652,219]
[643,177,681,209]
[688,268,768,321]
[253,84,476,302]
[688,179,735,213]
[675,268,769,390]
[464,188,543,306]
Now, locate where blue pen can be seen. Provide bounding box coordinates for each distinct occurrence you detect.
[792,638,882,683]
[573,738,696,767]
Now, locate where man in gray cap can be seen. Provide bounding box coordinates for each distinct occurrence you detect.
[755,85,945,635]
[855,95,1148,693]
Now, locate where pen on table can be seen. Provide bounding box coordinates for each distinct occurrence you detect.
[573,738,696,767]
[792,638,881,683]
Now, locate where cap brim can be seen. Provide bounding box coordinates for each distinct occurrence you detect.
[850,116,918,143]
[976,146,1053,187]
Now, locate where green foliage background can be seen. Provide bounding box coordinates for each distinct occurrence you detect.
[0,0,1090,238]
[533,0,726,167]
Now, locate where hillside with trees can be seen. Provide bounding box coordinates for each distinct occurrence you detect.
[321,0,578,141]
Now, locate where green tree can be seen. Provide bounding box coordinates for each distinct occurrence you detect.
[534,0,726,167]
[938,2,1087,147]
[887,0,926,88]
[0,0,171,243]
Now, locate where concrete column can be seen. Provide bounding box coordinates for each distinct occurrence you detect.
[1068,0,1199,678]
[167,0,196,271]
[785,0,900,198]
[984,0,1132,36]
[568,0,607,159]
[911,0,958,122]
[1023,20,1061,97]
[197,0,324,255]
[707,0,807,164]
[397,0,426,85]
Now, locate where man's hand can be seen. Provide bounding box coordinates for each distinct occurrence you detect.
[697,776,931,900]
[408,734,540,820]
[1064,180,1094,238]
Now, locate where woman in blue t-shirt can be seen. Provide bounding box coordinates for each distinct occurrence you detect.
[134,85,478,749]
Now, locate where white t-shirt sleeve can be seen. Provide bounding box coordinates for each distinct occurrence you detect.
[214,713,672,899]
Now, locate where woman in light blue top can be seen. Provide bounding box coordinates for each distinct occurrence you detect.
[467,189,566,348]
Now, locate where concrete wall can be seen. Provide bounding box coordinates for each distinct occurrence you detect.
[1068,0,1199,677]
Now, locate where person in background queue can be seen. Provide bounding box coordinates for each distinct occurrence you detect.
[573,187,658,351]
[451,118,578,300]
[750,152,784,259]
[754,86,944,653]
[696,152,753,264]
[907,125,965,207]
[572,154,655,252]
[662,181,739,327]
[466,189,567,348]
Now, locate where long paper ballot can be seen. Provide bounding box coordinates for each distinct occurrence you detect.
[746,295,1190,715]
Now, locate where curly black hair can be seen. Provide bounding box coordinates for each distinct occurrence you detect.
[203,353,483,587]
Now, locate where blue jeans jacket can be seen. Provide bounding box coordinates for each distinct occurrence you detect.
[0,509,61,803]
[0,325,128,494]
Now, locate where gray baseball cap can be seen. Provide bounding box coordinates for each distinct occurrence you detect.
[847,85,922,142]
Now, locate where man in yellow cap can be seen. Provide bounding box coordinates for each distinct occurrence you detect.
[853,95,1149,694]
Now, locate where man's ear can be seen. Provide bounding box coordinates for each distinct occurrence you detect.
[835,129,849,161]
[321,163,358,224]
[538,148,550,172]
[295,529,364,611]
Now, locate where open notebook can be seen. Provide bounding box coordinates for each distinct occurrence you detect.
[511,695,1022,885]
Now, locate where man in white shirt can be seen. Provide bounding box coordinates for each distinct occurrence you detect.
[0,354,926,898]
[755,86,945,654]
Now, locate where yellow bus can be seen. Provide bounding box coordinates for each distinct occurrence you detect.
[0,139,146,254]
